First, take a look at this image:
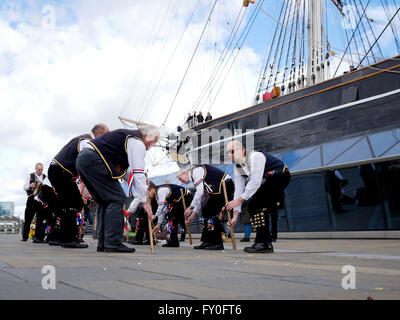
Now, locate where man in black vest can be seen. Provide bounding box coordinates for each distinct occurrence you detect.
[177,164,234,250]
[48,123,109,248]
[151,183,193,247]
[225,140,291,253]
[22,163,46,241]
[76,125,160,253]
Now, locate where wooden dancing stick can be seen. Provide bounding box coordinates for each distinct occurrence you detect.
[222,180,237,250]
[180,188,192,245]
[146,195,155,254]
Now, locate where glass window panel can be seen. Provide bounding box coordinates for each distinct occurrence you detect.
[382,142,400,157]
[285,173,332,232]
[376,160,400,230]
[323,165,385,231]
[290,147,321,171]
[329,137,373,166]
[369,130,398,157]
[284,146,315,169]
[322,136,360,166]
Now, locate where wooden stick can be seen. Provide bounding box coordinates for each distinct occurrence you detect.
[180,189,192,245]
[222,180,237,250]
[146,195,155,254]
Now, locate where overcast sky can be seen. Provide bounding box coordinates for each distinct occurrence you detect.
[0,0,397,218]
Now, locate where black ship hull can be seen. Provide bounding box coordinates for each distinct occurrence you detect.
[190,55,400,159]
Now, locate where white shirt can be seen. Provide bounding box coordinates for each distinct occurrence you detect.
[189,166,231,214]
[24,173,44,192]
[83,137,148,203]
[78,133,94,152]
[154,186,171,224]
[233,151,266,212]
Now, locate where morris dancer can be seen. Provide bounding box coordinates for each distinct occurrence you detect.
[76,125,160,253]
[151,183,193,247]
[177,165,234,250]
[48,124,109,248]
[225,140,291,253]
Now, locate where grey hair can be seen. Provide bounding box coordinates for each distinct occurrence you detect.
[35,162,43,169]
[139,125,160,142]
[176,166,191,178]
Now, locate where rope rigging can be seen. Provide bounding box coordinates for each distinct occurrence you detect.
[161,0,219,128]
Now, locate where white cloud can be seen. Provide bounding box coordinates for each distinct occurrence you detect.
[0,0,260,218]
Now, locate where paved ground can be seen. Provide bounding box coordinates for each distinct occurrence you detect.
[0,234,399,300]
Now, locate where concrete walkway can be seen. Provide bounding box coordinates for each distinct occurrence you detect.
[0,234,399,300]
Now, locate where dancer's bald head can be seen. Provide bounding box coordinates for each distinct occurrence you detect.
[226,140,245,164]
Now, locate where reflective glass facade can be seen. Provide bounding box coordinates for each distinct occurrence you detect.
[0,202,15,217]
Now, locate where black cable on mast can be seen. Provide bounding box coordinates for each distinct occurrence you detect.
[333,0,372,77]
[357,5,400,68]
[161,0,219,127]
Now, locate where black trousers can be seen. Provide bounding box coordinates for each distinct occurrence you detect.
[134,206,150,242]
[48,164,84,243]
[22,196,42,240]
[200,179,234,245]
[166,194,192,243]
[40,185,63,242]
[76,149,126,247]
[247,171,291,244]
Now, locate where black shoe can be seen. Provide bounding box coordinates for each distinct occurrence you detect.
[204,244,224,250]
[97,246,104,252]
[143,240,150,245]
[33,238,47,244]
[48,240,62,246]
[244,242,274,253]
[162,242,180,248]
[62,241,89,249]
[194,242,210,250]
[21,238,28,242]
[240,237,250,242]
[104,244,135,253]
[128,239,144,245]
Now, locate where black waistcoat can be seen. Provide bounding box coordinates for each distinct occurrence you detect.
[89,129,143,179]
[157,184,186,202]
[192,164,227,194]
[236,150,287,179]
[53,134,91,177]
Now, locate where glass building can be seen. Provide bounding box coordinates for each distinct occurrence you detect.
[0,202,15,217]
[148,125,400,234]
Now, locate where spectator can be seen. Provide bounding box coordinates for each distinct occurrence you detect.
[197,112,204,123]
[193,111,198,127]
[205,112,212,122]
[240,200,251,242]
[186,113,193,125]
[22,162,45,242]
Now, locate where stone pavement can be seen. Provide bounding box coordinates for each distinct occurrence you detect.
[0,234,399,300]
